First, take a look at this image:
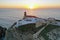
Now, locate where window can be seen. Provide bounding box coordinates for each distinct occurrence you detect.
[24,19,32,21]
[26,19,32,21]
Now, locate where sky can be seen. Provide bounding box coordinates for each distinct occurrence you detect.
[0,0,60,9]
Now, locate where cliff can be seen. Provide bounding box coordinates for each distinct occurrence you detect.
[5,23,60,40]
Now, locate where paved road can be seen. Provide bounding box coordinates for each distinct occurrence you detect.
[33,22,49,40]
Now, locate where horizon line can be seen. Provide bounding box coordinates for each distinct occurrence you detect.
[0,6,60,9]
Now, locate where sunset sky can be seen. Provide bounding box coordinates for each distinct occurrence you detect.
[0,0,60,9]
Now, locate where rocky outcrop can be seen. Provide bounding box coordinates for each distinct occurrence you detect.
[5,27,34,40]
[0,26,7,40]
[5,24,60,40]
[39,24,60,40]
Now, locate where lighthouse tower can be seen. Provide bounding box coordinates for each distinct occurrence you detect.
[23,11,27,19]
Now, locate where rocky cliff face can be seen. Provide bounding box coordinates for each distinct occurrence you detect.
[39,24,60,40]
[5,27,34,40]
[39,28,60,40]
[5,24,60,40]
[46,28,60,40]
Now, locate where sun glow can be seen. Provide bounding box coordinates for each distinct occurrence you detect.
[25,4,39,9]
[29,5,34,9]
[27,4,36,9]
[24,0,39,9]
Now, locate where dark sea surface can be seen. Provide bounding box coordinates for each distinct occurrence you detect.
[0,8,60,28]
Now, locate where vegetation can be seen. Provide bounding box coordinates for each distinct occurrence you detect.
[11,23,60,40]
[17,23,46,33]
[17,23,36,32]
[40,24,60,40]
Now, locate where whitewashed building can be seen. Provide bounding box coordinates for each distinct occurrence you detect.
[48,18,56,24]
[15,11,46,28]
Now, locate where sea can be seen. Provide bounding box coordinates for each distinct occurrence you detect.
[0,8,60,29]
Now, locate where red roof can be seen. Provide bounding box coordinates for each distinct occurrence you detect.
[26,15,38,18]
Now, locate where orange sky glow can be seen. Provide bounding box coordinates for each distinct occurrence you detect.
[0,0,60,9]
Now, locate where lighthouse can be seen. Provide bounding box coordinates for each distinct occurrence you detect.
[24,11,27,17]
[23,11,27,19]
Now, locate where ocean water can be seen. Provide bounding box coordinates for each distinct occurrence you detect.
[0,8,60,28]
